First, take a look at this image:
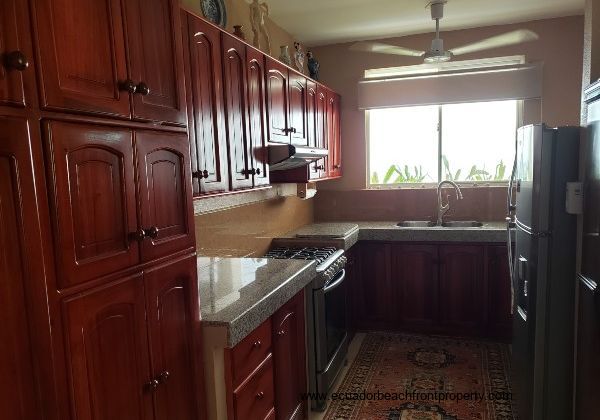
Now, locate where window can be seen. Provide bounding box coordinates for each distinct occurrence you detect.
[368,100,518,187]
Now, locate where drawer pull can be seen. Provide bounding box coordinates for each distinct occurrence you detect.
[252,340,262,348]
[255,391,265,400]
[158,370,170,383]
[145,379,160,392]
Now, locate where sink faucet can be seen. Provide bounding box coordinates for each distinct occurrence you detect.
[437,180,463,225]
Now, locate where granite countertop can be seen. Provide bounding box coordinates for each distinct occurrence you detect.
[274,221,508,250]
[197,256,316,347]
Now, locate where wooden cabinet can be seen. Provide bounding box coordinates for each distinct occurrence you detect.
[265,58,290,144]
[222,34,253,190]
[0,0,36,108]
[62,274,153,420]
[62,255,200,420]
[351,242,509,337]
[391,244,439,329]
[326,90,342,178]
[124,0,186,125]
[288,72,309,146]
[136,130,195,261]
[182,12,229,195]
[246,47,270,187]
[272,290,306,420]
[233,355,275,420]
[45,121,194,289]
[0,117,48,418]
[144,255,199,420]
[307,82,326,180]
[32,0,185,124]
[439,245,486,333]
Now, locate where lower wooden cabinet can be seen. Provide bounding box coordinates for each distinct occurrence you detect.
[61,255,201,420]
[272,290,306,420]
[351,242,511,338]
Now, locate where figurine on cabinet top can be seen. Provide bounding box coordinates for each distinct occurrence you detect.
[294,42,305,73]
[307,50,320,81]
[249,0,271,54]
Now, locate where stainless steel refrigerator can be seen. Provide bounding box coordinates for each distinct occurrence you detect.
[508,124,579,420]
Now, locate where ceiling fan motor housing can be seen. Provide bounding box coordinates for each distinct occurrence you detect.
[429,0,446,20]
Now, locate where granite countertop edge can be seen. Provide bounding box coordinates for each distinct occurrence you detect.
[201,260,316,347]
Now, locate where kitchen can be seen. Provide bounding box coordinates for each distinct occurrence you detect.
[1,0,598,420]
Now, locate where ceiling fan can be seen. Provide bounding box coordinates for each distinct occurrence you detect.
[349,0,539,63]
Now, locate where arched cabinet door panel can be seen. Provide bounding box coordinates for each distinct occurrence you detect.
[288,72,308,146]
[135,130,195,261]
[0,117,46,419]
[265,58,290,144]
[62,275,153,420]
[44,121,139,288]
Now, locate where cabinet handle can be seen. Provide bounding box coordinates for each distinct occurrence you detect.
[157,370,170,383]
[136,81,150,96]
[334,164,341,169]
[255,391,265,400]
[3,51,29,71]
[242,168,257,176]
[129,229,146,242]
[283,127,297,134]
[144,226,159,239]
[277,329,286,336]
[192,170,209,179]
[145,379,160,392]
[255,168,261,175]
[314,165,324,171]
[252,340,262,348]
[119,79,137,94]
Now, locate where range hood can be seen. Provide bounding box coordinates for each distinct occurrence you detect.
[268,144,328,171]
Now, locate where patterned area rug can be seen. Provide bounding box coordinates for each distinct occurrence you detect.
[324,332,515,420]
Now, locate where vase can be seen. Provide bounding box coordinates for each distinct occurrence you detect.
[279,45,291,66]
[233,25,246,40]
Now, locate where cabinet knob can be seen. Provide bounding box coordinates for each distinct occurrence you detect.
[283,127,297,134]
[242,168,257,176]
[193,170,209,179]
[145,379,160,392]
[3,51,29,71]
[158,370,170,383]
[277,329,286,336]
[255,168,261,175]
[118,79,137,94]
[255,391,265,400]
[315,165,324,171]
[144,226,159,239]
[252,340,261,348]
[129,229,146,242]
[136,81,150,96]
[334,164,341,169]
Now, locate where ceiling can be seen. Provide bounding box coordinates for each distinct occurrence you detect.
[265,0,584,46]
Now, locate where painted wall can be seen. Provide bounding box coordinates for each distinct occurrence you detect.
[181,0,296,61]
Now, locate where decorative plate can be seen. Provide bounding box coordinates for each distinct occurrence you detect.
[200,0,227,28]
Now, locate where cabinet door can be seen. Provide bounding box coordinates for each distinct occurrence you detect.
[487,245,512,339]
[136,130,195,261]
[272,291,306,420]
[288,72,309,146]
[246,47,270,187]
[312,86,329,179]
[439,245,485,333]
[307,81,324,180]
[45,121,139,288]
[265,58,290,144]
[183,12,229,195]
[222,34,253,190]
[0,0,35,107]
[62,275,153,420]
[125,0,186,125]
[145,255,200,420]
[391,244,439,330]
[32,0,130,117]
[354,243,393,329]
[0,117,44,418]
[326,90,342,177]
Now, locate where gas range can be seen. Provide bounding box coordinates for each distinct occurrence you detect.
[264,246,346,288]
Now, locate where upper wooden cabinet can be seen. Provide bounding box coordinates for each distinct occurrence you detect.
[0,0,36,108]
[44,121,194,289]
[222,34,253,191]
[288,72,309,146]
[265,58,290,144]
[327,90,342,178]
[183,12,229,195]
[0,117,47,418]
[31,0,185,125]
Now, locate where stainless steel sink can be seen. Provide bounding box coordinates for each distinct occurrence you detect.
[441,220,483,228]
[396,221,437,228]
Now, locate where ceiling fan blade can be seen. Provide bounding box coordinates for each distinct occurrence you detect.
[449,29,539,56]
[349,41,424,57]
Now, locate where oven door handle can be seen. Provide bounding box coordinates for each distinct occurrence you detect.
[324,269,346,293]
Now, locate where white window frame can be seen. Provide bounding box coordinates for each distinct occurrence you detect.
[366,100,524,189]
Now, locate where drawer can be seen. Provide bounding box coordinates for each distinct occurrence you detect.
[231,318,272,386]
[233,354,275,420]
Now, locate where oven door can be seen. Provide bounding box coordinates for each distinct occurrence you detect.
[314,269,348,373]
